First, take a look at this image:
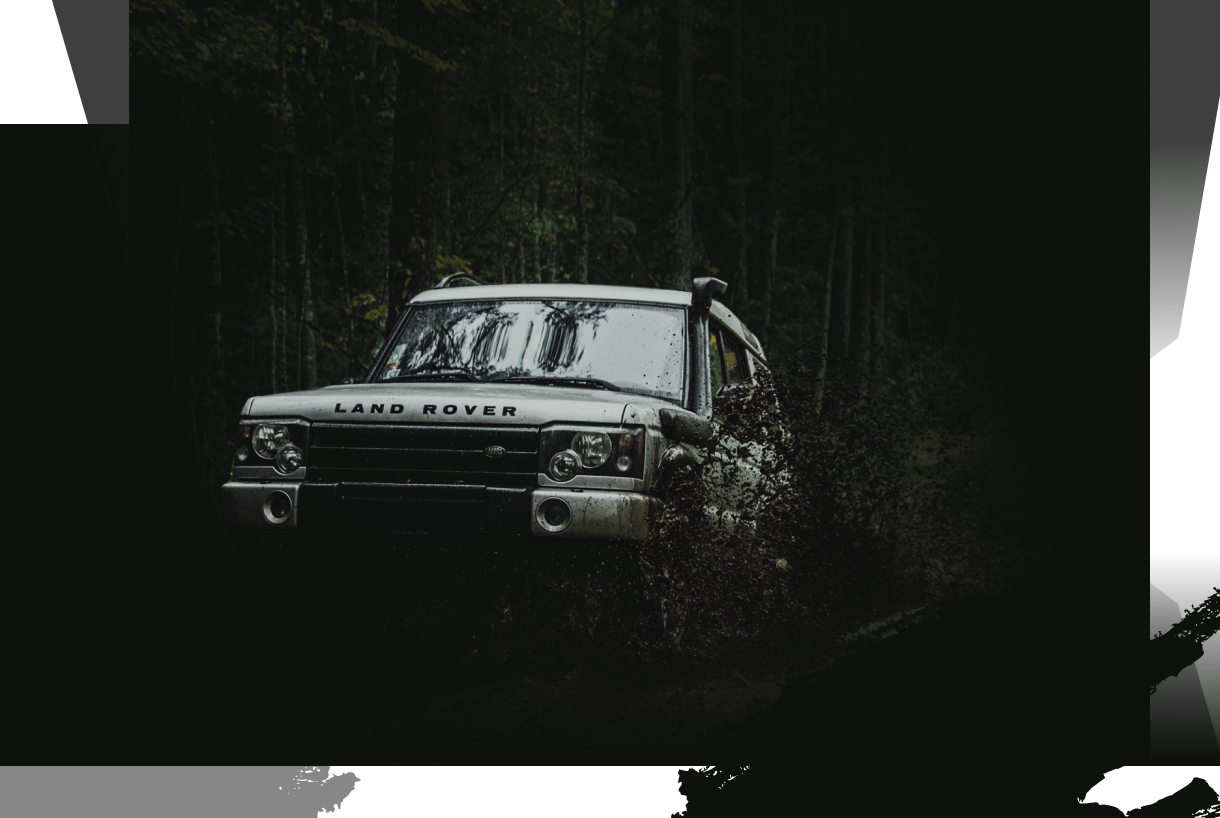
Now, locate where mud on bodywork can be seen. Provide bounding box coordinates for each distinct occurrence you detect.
[462,368,907,680]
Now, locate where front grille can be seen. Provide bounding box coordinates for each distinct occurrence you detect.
[306,422,539,488]
[302,423,538,533]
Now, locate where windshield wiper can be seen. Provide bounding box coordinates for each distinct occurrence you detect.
[496,376,622,392]
[381,371,484,383]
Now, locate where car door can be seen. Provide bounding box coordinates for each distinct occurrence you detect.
[701,322,786,529]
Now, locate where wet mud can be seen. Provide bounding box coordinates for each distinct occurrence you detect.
[189,366,1044,751]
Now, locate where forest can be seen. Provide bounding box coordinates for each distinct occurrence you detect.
[132,0,1033,520]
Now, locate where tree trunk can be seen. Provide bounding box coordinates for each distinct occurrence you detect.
[269,137,280,393]
[284,80,316,390]
[205,110,225,400]
[392,0,441,323]
[830,189,853,402]
[349,77,368,224]
[819,17,827,102]
[813,218,837,415]
[728,0,748,311]
[851,216,872,400]
[661,0,694,287]
[574,0,589,284]
[534,180,544,282]
[873,125,888,382]
[276,169,288,394]
[325,108,357,379]
[872,211,887,382]
[354,0,397,342]
[547,217,558,282]
[760,0,792,344]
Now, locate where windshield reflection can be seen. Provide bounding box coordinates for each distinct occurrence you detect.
[380,300,686,403]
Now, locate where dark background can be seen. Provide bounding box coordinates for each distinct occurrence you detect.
[7,0,1210,810]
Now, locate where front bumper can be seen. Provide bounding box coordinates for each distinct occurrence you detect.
[221,481,656,541]
[222,481,302,529]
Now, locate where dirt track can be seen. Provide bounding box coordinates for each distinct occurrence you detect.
[279,512,1049,761]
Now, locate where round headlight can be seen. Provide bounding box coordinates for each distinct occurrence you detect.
[571,431,612,469]
[276,443,304,474]
[252,424,291,459]
[548,449,582,482]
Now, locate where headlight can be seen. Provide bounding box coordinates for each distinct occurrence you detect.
[548,450,582,482]
[571,431,612,469]
[252,424,291,459]
[276,444,304,474]
[539,424,646,480]
[234,420,310,475]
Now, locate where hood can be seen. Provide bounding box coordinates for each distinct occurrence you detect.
[241,382,660,426]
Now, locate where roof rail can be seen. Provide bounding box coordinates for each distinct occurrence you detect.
[434,273,485,289]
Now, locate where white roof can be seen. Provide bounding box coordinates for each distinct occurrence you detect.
[412,283,692,306]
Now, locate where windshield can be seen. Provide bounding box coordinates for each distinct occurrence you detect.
[378,299,687,403]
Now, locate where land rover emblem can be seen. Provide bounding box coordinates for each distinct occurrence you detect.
[484,445,506,458]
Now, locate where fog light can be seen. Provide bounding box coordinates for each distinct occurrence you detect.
[275,443,304,474]
[536,498,572,533]
[263,490,292,525]
[548,450,582,482]
[614,454,632,472]
[236,444,249,462]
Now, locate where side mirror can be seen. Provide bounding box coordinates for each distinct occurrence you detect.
[659,407,715,445]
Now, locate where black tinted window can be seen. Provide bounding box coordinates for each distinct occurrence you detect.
[709,326,727,395]
[722,331,748,384]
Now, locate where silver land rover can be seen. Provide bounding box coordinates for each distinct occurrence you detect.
[222,275,784,541]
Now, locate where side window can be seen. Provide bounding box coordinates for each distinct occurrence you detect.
[722,333,748,384]
[708,326,726,395]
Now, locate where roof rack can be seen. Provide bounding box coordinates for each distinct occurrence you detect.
[434,273,485,289]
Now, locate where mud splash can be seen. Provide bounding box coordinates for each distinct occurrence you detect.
[366,355,1037,691]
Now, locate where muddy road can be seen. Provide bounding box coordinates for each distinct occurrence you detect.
[26,532,1210,781]
[130,488,1042,754]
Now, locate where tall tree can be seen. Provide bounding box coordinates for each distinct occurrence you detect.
[727,0,748,310]
[391,0,442,329]
[356,0,398,342]
[323,106,358,380]
[573,0,590,284]
[285,75,316,391]
[814,217,837,415]
[829,180,854,402]
[759,0,793,343]
[204,109,225,400]
[661,0,694,286]
[269,129,281,394]
[872,123,888,382]
[275,166,289,393]
[851,215,872,399]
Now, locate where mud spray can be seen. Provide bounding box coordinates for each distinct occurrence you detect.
[371,356,1040,690]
